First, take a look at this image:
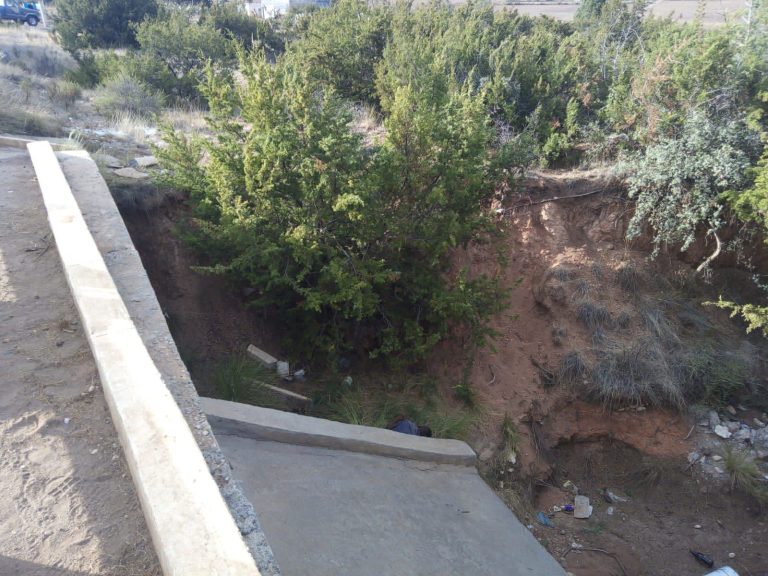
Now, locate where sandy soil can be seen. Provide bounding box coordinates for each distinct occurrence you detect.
[0,147,160,576]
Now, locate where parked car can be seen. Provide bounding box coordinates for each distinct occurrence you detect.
[0,0,41,26]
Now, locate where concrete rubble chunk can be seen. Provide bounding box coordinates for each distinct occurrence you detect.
[247,344,277,369]
[573,495,592,519]
[130,155,158,168]
[113,167,149,179]
[714,425,732,439]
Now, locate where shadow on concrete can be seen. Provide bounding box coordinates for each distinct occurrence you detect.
[0,555,96,576]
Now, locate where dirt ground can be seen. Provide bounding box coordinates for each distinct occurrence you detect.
[0,147,160,576]
[502,0,748,25]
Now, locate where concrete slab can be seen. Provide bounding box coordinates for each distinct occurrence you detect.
[214,432,567,576]
[203,397,477,466]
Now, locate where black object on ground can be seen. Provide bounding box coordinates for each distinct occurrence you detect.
[690,550,714,568]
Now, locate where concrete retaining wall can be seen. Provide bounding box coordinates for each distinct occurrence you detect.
[27,141,277,576]
[203,398,478,466]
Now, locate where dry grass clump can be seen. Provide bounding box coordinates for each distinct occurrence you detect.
[616,263,642,293]
[640,300,681,346]
[558,351,588,388]
[94,72,165,119]
[0,28,75,76]
[723,448,768,505]
[552,265,575,282]
[47,79,81,110]
[162,105,208,137]
[571,278,590,301]
[590,338,683,408]
[577,300,612,330]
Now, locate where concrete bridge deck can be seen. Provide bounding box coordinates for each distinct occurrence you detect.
[207,400,567,576]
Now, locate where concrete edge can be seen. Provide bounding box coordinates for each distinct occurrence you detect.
[53,150,280,576]
[0,134,69,150]
[202,397,478,467]
[28,141,260,576]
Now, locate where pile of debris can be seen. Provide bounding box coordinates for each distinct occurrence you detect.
[688,406,768,478]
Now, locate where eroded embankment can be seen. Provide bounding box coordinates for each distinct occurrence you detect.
[114,168,768,576]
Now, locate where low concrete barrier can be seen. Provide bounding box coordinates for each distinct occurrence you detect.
[28,141,260,576]
[202,397,478,466]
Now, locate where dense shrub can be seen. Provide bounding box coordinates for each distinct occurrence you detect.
[156,51,514,362]
[56,0,158,51]
[622,111,756,255]
[203,4,285,57]
[132,9,233,101]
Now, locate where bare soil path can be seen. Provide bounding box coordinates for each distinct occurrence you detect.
[0,146,159,576]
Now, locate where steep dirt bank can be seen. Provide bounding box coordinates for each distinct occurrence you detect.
[117,197,283,397]
[115,169,768,576]
[430,169,768,575]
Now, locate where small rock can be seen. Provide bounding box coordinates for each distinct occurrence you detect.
[754,418,766,428]
[708,410,721,428]
[687,452,701,464]
[507,452,517,465]
[573,495,593,519]
[63,417,70,425]
[694,524,702,529]
[712,454,722,462]
[93,153,123,168]
[726,405,737,416]
[130,155,158,168]
[727,421,740,433]
[90,449,98,455]
[714,425,732,439]
[734,428,752,442]
[479,448,495,462]
[728,552,736,559]
[713,466,723,474]
[113,167,150,179]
